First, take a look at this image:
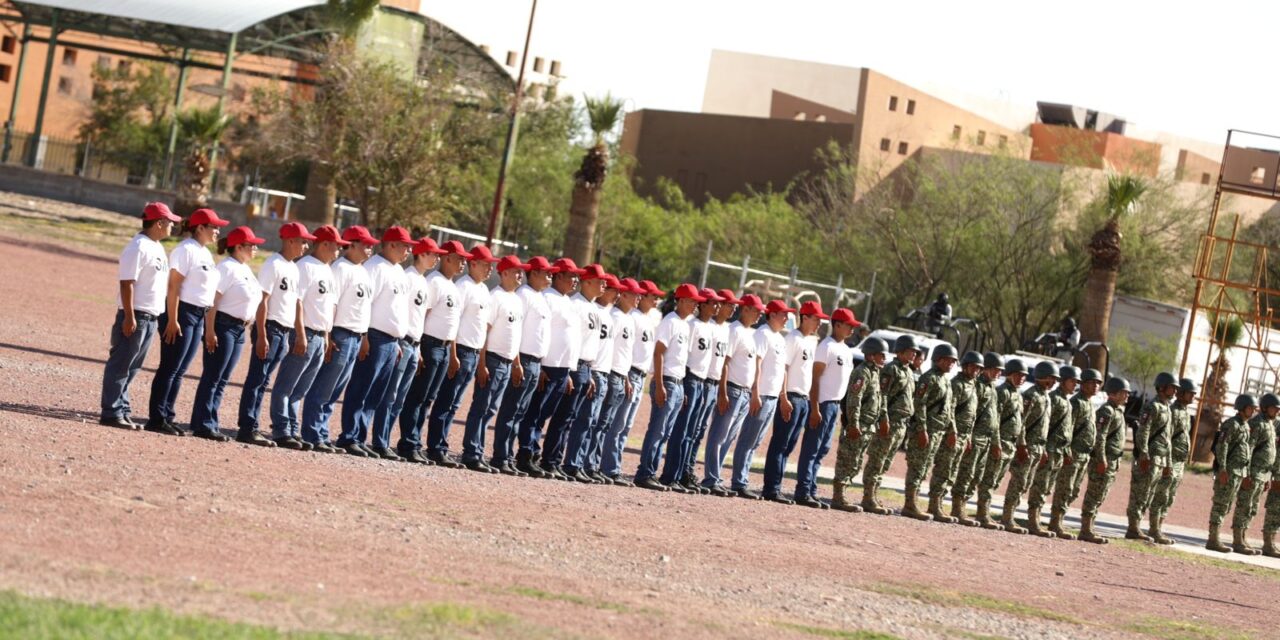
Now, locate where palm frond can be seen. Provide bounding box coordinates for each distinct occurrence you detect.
[1104,174,1147,220]
[177,106,232,146]
[583,93,625,144]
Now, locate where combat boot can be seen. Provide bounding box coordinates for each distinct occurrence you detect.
[1125,516,1153,542]
[831,484,862,513]
[1204,523,1230,553]
[1262,531,1279,558]
[1000,504,1027,534]
[1148,516,1173,545]
[929,494,956,523]
[976,496,1003,530]
[951,495,976,526]
[1048,509,1074,540]
[900,487,931,521]
[861,481,889,515]
[1027,502,1054,538]
[1233,528,1260,555]
[1078,514,1108,544]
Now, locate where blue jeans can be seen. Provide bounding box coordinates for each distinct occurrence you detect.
[660,375,708,485]
[731,395,778,490]
[795,400,841,499]
[147,302,206,425]
[461,353,514,463]
[683,378,719,481]
[337,329,401,447]
[427,344,481,456]
[518,365,572,460]
[564,370,609,473]
[269,329,326,440]
[301,327,362,445]
[492,355,541,465]
[237,321,291,432]
[371,338,420,450]
[397,336,451,454]
[190,314,246,433]
[702,383,752,488]
[603,369,645,477]
[762,392,810,497]
[100,310,158,421]
[635,376,686,482]
[586,372,628,473]
[542,362,593,468]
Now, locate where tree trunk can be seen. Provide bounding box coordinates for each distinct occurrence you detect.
[564,183,600,265]
[300,161,337,224]
[1078,266,1116,372]
[174,150,210,217]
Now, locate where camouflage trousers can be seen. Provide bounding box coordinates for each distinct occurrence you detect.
[929,433,971,498]
[952,435,993,504]
[1027,450,1065,509]
[1125,460,1168,521]
[1081,459,1120,519]
[1002,444,1044,515]
[1050,455,1090,515]
[904,428,946,492]
[1148,461,1186,522]
[978,440,1013,505]
[1232,476,1268,531]
[861,420,907,487]
[1207,473,1243,526]
[833,424,872,495]
[1264,487,1280,533]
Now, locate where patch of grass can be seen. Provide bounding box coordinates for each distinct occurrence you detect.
[504,586,629,613]
[866,582,1080,625]
[1185,462,1214,476]
[377,601,520,637]
[772,620,901,639]
[1125,616,1251,640]
[1112,539,1280,582]
[0,590,357,639]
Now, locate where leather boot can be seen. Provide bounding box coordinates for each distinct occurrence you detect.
[1079,514,1108,544]
[861,481,888,515]
[1048,509,1074,540]
[1262,530,1279,558]
[1204,523,1230,553]
[832,484,862,512]
[951,495,976,526]
[1148,516,1173,545]
[1027,502,1054,538]
[1233,528,1260,555]
[976,495,1003,530]
[900,487,931,521]
[929,493,956,523]
[1125,516,1153,541]
[1001,502,1027,534]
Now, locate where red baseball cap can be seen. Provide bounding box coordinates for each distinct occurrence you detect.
[674,283,706,301]
[698,288,722,303]
[579,263,607,280]
[830,308,861,327]
[717,289,742,305]
[764,300,796,314]
[226,226,265,247]
[642,280,666,296]
[525,256,553,272]
[798,300,829,319]
[312,224,349,246]
[438,240,472,258]
[551,257,584,275]
[143,202,180,222]
[413,237,446,255]
[497,255,525,272]
[738,294,765,311]
[619,277,643,294]
[280,221,318,241]
[341,225,379,245]
[468,244,499,263]
[187,208,229,227]
[603,273,623,290]
[381,225,413,244]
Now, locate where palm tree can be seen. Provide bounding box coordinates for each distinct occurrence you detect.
[174,106,232,216]
[1199,313,1244,460]
[1078,174,1147,371]
[563,93,625,264]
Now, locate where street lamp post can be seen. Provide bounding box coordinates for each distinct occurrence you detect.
[484,0,538,248]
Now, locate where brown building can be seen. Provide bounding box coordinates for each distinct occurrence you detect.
[1029,123,1161,177]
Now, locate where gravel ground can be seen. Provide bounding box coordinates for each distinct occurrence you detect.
[0,196,1276,639]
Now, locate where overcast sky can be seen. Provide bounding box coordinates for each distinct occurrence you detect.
[421,0,1276,148]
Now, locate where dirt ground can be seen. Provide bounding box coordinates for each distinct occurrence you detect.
[0,196,1276,639]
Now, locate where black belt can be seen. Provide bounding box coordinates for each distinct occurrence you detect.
[133,310,157,321]
[520,353,541,365]
[727,381,749,393]
[487,352,513,364]
[304,327,324,338]
[215,311,250,326]
[267,319,292,333]
[404,336,420,348]
[457,343,480,355]
[177,301,209,313]
[629,367,646,378]
[608,371,626,383]
[333,326,365,338]
[663,374,684,385]
[368,328,399,341]
[685,372,705,383]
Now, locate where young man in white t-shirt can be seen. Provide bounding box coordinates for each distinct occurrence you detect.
[563,273,622,483]
[602,280,664,481]
[460,254,526,471]
[760,300,825,503]
[237,221,315,446]
[701,294,765,495]
[587,277,640,484]
[492,256,553,475]
[659,288,722,492]
[540,262,607,479]
[516,257,584,478]
[730,299,793,498]
[793,308,862,507]
[100,202,180,430]
[634,283,703,491]
[679,288,739,491]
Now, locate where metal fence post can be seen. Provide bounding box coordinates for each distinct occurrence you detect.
[865,270,877,323]
[699,240,713,289]
[738,254,750,293]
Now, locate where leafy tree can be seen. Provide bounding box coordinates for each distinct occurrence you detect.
[174,107,233,215]
[1108,329,1178,395]
[563,93,625,264]
[78,61,174,183]
[1078,175,1147,370]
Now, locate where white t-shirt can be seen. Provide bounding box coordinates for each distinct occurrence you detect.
[755,327,788,397]
[724,321,759,389]
[331,257,372,334]
[575,293,604,366]
[517,285,550,359]
[365,254,410,338]
[543,288,582,368]
[214,257,262,322]
[707,320,731,381]
[422,271,462,342]
[170,238,218,308]
[404,266,430,341]
[814,336,857,403]
[296,255,337,333]
[454,275,492,350]
[783,330,819,397]
[685,317,717,379]
[117,233,168,315]
[609,307,636,375]
[655,311,692,379]
[485,286,524,360]
[591,303,615,373]
[257,253,300,327]
[630,308,657,375]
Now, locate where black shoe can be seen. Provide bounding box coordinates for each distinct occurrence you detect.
[192,428,230,442]
[428,452,463,469]
[664,481,691,494]
[589,470,610,485]
[236,430,276,447]
[100,416,138,430]
[635,476,669,492]
[370,446,403,461]
[466,460,496,474]
[342,443,370,457]
[517,459,547,478]
[312,442,338,454]
[401,449,430,464]
[764,493,794,505]
[569,469,595,484]
[611,475,633,487]
[680,479,707,495]
[795,495,823,508]
[273,437,304,450]
[498,462,521,476]
[168,421,188,436]
[144,420,184,436]
[541,465,569,481]
[709,484,734,498]
[297,440,314,451]
[735,488,763,500]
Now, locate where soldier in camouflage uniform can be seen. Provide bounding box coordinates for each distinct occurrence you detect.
[977,358,1027,530]
[1207,394,1259,553]
[952,352,1004,527]
[860,334,921,515]
[832,337,887,512]
[1049,368,1102,539]
[1079,376,1131,544]
[1001,361,1058,534]
[1026,366,1077,538]
[1125,372,1178,542]
[1232,393,1277,555]
[1263,406,1280,558]
[929,351,981,523]
[902,343,958,520]
[1148,377,1197,545]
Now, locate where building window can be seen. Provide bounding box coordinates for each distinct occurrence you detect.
[999,134,1008,149]
[888,96,898,111]
[976,130,986,146]
[117,59,132,73]
[951,125,961,141]
[57,76,72,94]
[1,36,15,55]
[1250,167,1266,185]
[814,114,826,122]
[880,138,891,152]
[906,99,916,115]
[1201,172,1211,185]
[61,48,77,66]
[97,55,112,70]
[794,111,806,121]
[897,141,909,155]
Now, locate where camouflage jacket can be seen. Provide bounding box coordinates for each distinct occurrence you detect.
[1020,385,1052,448]
[950,373,979,438]
[840,361,883,432]
[1134,397,1173,467]
[1169,401,1193,464]
[1246,414,1277,481]
[996,381,1024,449]
[1093,401,1126,463]
[880,358,915,424]
[1045,389,1074,454]
[909,368,953,435]
[1067,392,1098,457]
[971,374,999,440]
[1215,415,1251,477]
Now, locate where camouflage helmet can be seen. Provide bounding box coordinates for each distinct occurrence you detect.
[1080,368,1103,383]
[892,334,920,354]
[1058,366,1081,381]
[1154,372,1178,389]
[960,351,983,366]
[1178,377,1199,394]
[931,342,958,362]
[1103,377,1131,394]
[1261,393,1280,409]
[1032,361,1059,380]
[1004,358,1027,375]
[982,351,1005,369]
[861,337,888,355]
[1235,394,1258,410]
